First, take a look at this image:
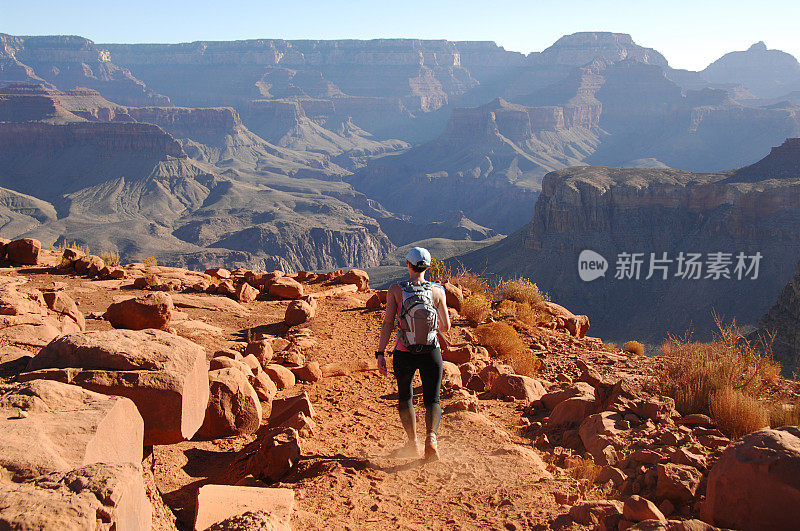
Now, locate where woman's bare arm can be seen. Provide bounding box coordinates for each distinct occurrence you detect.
[378,284,399,352]
[435,286,451,334]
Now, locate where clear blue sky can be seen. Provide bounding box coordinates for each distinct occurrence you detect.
[3,0,799,70]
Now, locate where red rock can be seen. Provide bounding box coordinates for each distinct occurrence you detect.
[320,359,378,377]
[378,290,388,303]
[704,427,800,530]
[623,496,666,523]
[291,362,323,382]
[59,247,84,266]
[477,363,513,389]
[244,428,302,483]
[679,413,714,428]
[209,357,253,376]
[0,286,47,316]
[205,268,231,279]
[442,361,462,389]
[6,238,41,265]
[443,344,474,364]
[268,392,315,428]
[86,255,106,276]
[194,484,293,530]
[43,291,85,331]
[24,329,209,445]
[235,282,259,303]
[285,299,315,326]
[241,354,261,373]
[443,282,463,311]
[542,382,596,410]
[251,371,277,404]
[0,463,151,530]
[466,374,486,392]
[196,368,262,440]
[216,279,236,296]
[104,292,173,330]
[244,340,274,369]
[490,373,546,402]
[568,499,623,526]
[598,465,627,486]
[335,268,369,291]
[277,411,317,438]
[0,380,143,479]
[269,277,304,299]
[542,301,590,338]
[108,267,127,279]
[265,364,296,390]
[365,293,382,309]
[548,395,597,428]
[656,463,702,504]
[579,411,628,459]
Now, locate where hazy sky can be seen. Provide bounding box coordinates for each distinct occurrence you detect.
[3,0,799,71]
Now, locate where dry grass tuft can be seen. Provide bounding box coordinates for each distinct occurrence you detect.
[768,400,800,429]
[461,294,492,325]
[497,299,548,328]
[450,269,492,298]
[143,256,158,267]
[475,322,540,376]
[496,277,548,306]
[654,316,780,438]
[711,387,770,440]
[564,455,602,483]
[428,259,452,285]
[623,340,645,356]
[100,250,120,267]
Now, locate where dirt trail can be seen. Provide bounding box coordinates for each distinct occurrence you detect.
[8,270,579,529]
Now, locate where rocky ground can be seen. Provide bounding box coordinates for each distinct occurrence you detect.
[1,237,800,530]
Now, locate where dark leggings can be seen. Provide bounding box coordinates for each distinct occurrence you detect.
[393,347,443,437]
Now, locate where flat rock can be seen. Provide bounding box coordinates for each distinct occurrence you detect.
[23,329,209,445]
[171,293,248,316]
[195,485,293,530]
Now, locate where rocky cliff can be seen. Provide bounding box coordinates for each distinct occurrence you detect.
[703,42,800,99]
[457,138,800,342]
[750,259,800,375]
[349,97,601,233]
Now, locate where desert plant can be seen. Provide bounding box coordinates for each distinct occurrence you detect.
[654,316,780,419]
[623,340,645,356]
[450,268,492,298]
[143,256,158,267]
[101,250,120,266]
[475,321,539,376]
[768,400,800,428]
[461,293,492,325]
[496,277,548,306]
[428,258,452,284]
[564,455,602,483]
[496,299,547,327]
[711,387,770,439]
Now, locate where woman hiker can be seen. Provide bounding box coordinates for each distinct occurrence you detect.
[375,247,451,460]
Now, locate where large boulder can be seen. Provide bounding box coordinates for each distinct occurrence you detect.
[268,277,304,299]
[443,282,463,312]
[579,411,627,460]
[703,426,800,530]
[43,291,85,331]
[196,368,262,440]
[6,238,41,265]
[104,292,173,331]
[23,329,209,445]
[0,379,144,479]
[0,380,150,530]
[542,301,590,338]
[285,299,315,326]
[335,268,370,291]
[656,463,702,504]
[235,282,259,303]
[490,373,546,402]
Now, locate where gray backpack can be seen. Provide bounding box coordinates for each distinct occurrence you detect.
[397,280,439,351]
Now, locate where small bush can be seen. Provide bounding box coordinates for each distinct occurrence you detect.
[497,277,548,306]
[711,387,770,439]
[101,250,120,266]
[450,270,491,298]
[654,316,780,420]
[769,400,800,428]
[143,256,158,267]
[564,455,602,483]
[623,340,645,356]
[428,258,451,284]
[475,322,539,376]
[461,294,491,325]
[497,299,547,327]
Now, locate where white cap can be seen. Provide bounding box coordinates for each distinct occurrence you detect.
[405,247,431,268]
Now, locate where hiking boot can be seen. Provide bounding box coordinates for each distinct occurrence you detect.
[424,432,439,461]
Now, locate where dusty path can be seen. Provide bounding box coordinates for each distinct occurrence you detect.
[10,270,580,529]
